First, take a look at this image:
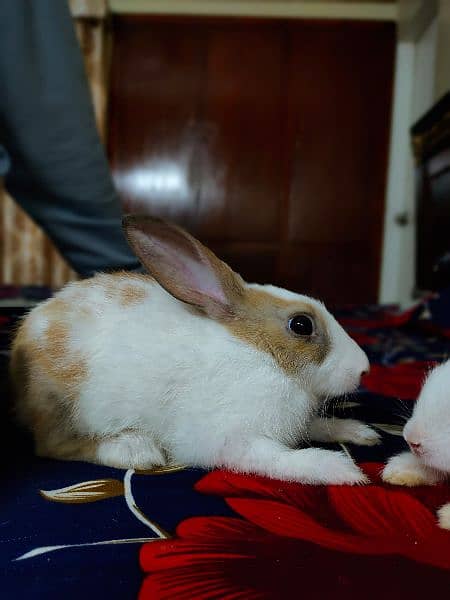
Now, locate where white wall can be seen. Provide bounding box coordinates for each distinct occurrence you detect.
[379,17,438,306]
[109,0,396,20]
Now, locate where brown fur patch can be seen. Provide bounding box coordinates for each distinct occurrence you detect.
[10,277,150,465]
[118,285,147,306]
[223,288,330,377]
[92,272,150,306]
[37,320,87,387]
[10,309,88,457]
[43,297,67,313]
[9,340,30,400]
[35,433,99,463]
[104,271,153,285]
[12,302,88,393]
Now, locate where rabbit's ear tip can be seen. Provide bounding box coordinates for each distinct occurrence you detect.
[123,214,163,227]
[123,216,177,239]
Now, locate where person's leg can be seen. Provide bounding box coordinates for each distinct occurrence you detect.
[0,0,141,277]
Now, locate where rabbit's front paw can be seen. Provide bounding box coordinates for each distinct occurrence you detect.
[96,432,166,470]
[437,504,450,530]
[382,452,438,487]
[338,420,381,446]
[308,449,369,485]
[309,418,380,446]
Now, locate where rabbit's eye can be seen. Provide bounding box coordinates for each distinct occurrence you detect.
[288,314,314,337]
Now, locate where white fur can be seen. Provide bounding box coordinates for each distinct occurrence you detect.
[19,274,371,485]
[382,451,442,487]
[402,360,450,473]
[382,360,450,529]
[309,417,381,446]
[96,432,166,470]
[437,503,450,530]
[249,284,370,397]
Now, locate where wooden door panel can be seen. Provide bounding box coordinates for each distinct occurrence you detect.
[110,20,207,225]
[279,243,372,306]
[199,25,284,242]
[109,16,395,304]
[110,18,284,243]
[286,21,394,248]
[210,241,280,286]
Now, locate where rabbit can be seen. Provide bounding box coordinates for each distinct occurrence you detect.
[10,215,378,485]
[382,360,450,529]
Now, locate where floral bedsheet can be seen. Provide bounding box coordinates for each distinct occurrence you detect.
[1,287,449,599]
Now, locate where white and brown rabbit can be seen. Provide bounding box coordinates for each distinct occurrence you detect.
[382,360,450,529]
[10,216,378,484]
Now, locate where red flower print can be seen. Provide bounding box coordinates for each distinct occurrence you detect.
[362,362,436,400]
[349,333,378,346]
[140,464,450,599]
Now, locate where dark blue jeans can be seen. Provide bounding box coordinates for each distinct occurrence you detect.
[0,0,141,277]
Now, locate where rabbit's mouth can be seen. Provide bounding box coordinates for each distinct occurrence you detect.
[316,375,362,399]
[408,441,425,458]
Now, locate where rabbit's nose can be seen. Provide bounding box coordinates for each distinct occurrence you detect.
[408,441,423,455]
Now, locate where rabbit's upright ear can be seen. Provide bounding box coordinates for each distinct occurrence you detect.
[123,215,245,318]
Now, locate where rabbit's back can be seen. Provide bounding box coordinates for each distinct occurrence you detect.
[11,273,168,437]
[11,272,285,450]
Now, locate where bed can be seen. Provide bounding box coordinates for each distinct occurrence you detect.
[1,285,449,599]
